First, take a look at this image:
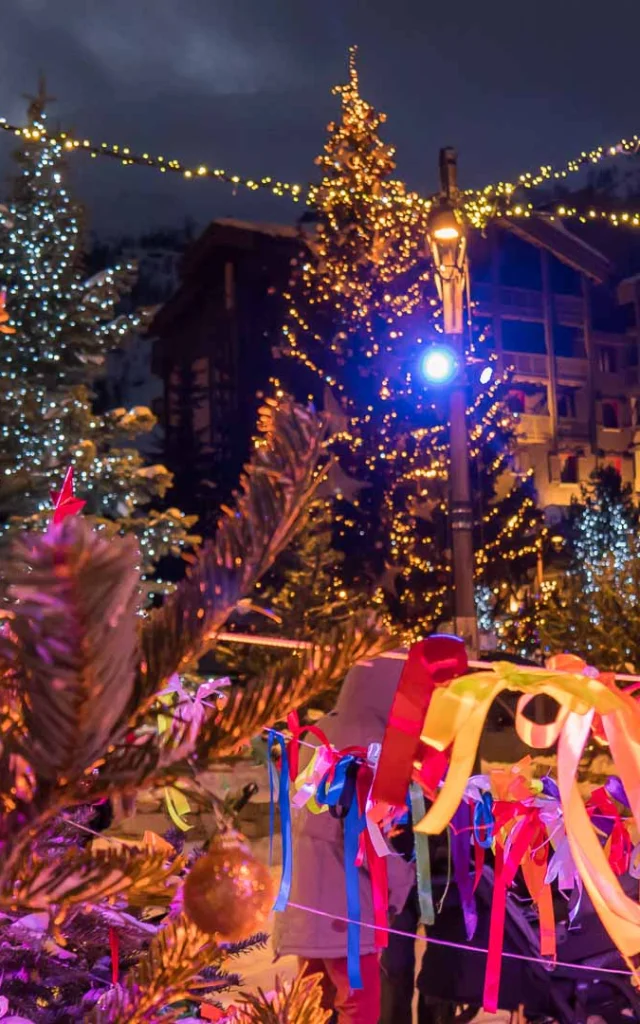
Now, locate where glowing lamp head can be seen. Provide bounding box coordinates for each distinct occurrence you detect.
[428,204,464,244]
[420,345,459,385]
[479,365,493,385]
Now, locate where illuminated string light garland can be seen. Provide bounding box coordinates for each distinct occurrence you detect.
[2,109,640,240]
[0,118,305,201]
[479,133,640,200]
[0,116,431,214]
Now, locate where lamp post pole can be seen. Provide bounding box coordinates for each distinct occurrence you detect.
[428,148,478,655]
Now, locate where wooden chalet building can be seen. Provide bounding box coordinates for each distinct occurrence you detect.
[151,214,640,530]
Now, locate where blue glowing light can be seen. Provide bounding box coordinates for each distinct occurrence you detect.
[420,345,458,385]
[479,365,493,385]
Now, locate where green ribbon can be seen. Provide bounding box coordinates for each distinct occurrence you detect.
[410,783,434,925]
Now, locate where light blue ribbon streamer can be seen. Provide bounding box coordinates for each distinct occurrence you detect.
[410,783,435,925]
[269,729,293,913]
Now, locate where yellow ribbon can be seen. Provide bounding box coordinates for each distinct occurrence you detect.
[158,696,192,832]
[293,748,328,815]
[414,660,640,986]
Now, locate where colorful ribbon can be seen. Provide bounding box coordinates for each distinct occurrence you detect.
[286,711,331,783]
[371,635,467,820]
[269,730,293,913]
[412,653,640,1006]
[410,783,435,926]
[473,792,495,849]
[316,754,367,989]
[451,800,477,940]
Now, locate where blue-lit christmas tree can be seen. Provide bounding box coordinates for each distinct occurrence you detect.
[0,80,197,583]
[539,466,640,669]
[572,465,638,592]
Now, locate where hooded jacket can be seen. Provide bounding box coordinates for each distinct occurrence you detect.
[272,654,416,960]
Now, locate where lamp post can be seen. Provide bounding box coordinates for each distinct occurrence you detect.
[426,148,478,654]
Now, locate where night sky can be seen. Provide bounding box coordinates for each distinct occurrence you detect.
[1,0,639,238]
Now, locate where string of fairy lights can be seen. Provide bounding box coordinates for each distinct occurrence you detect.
[0,61,634,643]
[3,103,640,229]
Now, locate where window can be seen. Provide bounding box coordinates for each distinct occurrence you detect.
[501,320,546,354]
[507,390,526,414]
[557,390,577,419]
[560,455,579,484]
[554,325,584,358]
[598,346,617,373]
[601,400,620,429]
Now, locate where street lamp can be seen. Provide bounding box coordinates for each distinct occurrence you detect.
[426,147,478,654]
[420,344,459,385]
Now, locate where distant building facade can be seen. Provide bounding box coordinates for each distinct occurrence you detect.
[96,227,192,455]
[469,220,640,520]
[151,215,640,528]
[151,220,297,525]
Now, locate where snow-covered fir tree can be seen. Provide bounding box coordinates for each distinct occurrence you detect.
[0,81,197,584]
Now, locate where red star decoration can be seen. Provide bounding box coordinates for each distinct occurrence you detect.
[50,467,86,524]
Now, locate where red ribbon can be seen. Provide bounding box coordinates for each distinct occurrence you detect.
[108,926,120,985]
[354,762,389,949]
[587,787,633,875]
[286,710,332,781]
[370,635,467,818]
[483,804,556,1013]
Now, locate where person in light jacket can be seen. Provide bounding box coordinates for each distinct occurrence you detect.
[272,655,415,1023]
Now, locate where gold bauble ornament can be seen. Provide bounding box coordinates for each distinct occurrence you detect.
[183,832,273,940]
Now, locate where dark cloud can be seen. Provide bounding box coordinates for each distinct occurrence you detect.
[1,0,639,235]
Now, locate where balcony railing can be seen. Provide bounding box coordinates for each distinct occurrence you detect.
[557,419,591,440]
[504,351,589,384]
[515,413,552,443]
[516,414,592,444]
[473,283,583,325]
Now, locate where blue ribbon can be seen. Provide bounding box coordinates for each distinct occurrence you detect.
[268,730,293,913]
[473,791,495,849]
[317,755,365,990]
[267,731,276,866]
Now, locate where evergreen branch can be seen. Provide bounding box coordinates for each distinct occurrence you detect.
[1,519,139,783]
[131,399,331,710]
[198,613,393,759]
[87,913,221,1023]
[232,972,332,1023]
[1,846,176,913]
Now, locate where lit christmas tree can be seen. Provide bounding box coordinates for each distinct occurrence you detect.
[277,51,542,641]
[0,81,197,584]
[538,467,640,668]
[0,399,380,1021]
[571,465,638,592]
